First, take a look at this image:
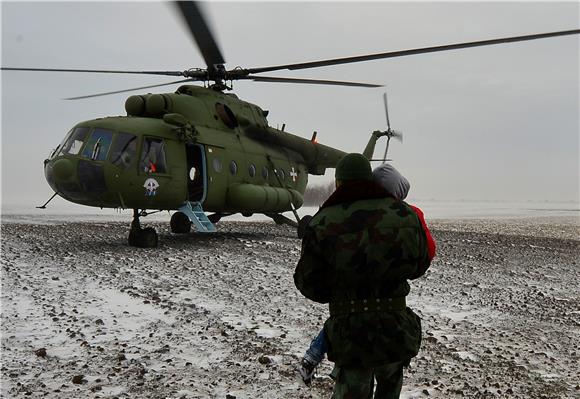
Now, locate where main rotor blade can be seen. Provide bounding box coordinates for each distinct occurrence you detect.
[63,78,196,100]
[1,67,186,76]
[174,1,225,68]
[246,29,580,74]
[245,75,382,88]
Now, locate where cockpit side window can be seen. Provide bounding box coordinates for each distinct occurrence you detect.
[60,127,90,156]
[140,138,167,174]
[110,133,137,170]
[81,129,113,161]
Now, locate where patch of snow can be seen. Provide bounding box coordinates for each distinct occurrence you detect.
[454,351,478,361]
[77,284,175,342]
[99,385,126,396]
[254,328,283,338]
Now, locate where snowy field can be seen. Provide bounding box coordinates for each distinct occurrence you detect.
[1,214,578,398]
[2,199,578,222]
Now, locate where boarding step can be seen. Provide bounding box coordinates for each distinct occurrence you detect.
[178,202,216,233]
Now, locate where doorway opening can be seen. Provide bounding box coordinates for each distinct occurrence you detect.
[186,144,205,202]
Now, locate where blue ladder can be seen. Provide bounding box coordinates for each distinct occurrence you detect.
[178,202,216,233]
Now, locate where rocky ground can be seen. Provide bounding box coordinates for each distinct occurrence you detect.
[0,216,578,399]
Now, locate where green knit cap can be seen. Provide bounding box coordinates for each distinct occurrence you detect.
[335,153,373,181]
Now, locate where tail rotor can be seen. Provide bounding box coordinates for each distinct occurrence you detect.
[380,91,403,162]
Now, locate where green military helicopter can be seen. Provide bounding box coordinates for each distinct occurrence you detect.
[2,2,578,247]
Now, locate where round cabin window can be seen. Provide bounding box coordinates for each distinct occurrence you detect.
[248,164,256,177]
[215,103,238,129]
[278,169,285,181]
[212,158,222,173]
[262,166,269,179]
[230,160,238,175]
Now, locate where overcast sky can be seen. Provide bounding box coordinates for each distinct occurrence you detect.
[1,1,579,213]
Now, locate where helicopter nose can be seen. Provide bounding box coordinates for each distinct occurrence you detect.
[44,157,109,204]
[52,158,74,180]
[44,159,59,194]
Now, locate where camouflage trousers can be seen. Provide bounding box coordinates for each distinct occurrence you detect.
[330,361,404,399]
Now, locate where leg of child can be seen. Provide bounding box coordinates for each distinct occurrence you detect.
[304,328,328,365]
[300,328,328,385]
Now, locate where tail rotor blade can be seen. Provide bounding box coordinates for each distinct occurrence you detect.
[382,136,391,163]
[380,92,402,162]
[391,130,403,142]
[383,92,390,130]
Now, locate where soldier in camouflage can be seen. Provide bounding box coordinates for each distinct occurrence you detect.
[294,153,432,398]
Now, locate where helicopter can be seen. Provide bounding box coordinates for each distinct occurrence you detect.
[2,2,578,247]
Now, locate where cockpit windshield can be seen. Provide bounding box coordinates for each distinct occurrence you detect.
[50,128,71,159]
[81,129,113,161]
[54,129,168,175]
[60,127,90,156]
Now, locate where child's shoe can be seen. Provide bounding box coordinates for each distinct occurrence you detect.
[298,357,317,386]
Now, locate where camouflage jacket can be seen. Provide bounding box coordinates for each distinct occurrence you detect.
[294,180,431,367]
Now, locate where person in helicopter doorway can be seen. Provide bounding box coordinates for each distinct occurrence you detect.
[294,155,436,398]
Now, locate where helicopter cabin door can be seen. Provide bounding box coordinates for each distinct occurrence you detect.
[186,143,206,202]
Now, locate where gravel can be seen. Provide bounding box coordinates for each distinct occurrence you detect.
[1,215,578,398]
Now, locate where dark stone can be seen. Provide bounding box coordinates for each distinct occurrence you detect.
[35,348,47,358]
[258,355,272,365]
[72,375,84,384]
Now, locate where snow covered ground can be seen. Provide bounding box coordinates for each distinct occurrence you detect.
[1,215,578,398]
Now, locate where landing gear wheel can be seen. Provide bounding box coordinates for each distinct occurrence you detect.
[141,227,159,247]
[297,215,313,239]
[208,213,222,224]
[170,212,192,234]
[128,209,159,248]
[128,227,158,248]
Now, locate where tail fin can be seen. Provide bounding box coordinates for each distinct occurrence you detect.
[362,130,383,159]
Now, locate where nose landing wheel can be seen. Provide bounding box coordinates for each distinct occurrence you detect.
[128,209,158,248]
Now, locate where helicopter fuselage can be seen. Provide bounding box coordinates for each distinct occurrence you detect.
[44,85,346,215]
